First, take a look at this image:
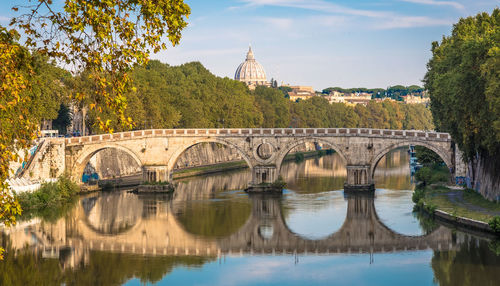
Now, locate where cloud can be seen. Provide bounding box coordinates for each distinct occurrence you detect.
[375,16,454,29]
[240,0,392,18]
[401,0,465,10]
[257,17,293,29]
[237,0,454,29]
[0,15,10,22]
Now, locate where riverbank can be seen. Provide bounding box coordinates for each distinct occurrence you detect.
[414,184,500,234]
[15,176,79,222]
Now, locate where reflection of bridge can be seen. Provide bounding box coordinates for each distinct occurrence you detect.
[21,128,465,191]
[4,192,454,268]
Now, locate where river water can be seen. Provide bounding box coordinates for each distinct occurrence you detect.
[1,149,499,285]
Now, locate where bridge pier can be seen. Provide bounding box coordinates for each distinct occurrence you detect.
[344,165,374,192]
[251,165,278,185]
[142,165,170,183]
[245,165,283,193]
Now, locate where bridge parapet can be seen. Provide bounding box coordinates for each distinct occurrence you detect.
[65,128,451,146]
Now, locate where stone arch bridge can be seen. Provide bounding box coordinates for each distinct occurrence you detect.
[23,128,465,190]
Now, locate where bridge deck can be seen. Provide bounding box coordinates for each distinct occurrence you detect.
[66,128,451,146]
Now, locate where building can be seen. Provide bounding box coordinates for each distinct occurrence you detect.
[326,91,372,106]
[402,95,430,105]
[234,46,270,90]
[68,103,88,136]
[286,85,317,101]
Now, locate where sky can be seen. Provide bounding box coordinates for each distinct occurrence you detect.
[1,0,499,90]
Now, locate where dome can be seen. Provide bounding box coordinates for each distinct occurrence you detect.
[234,46,269,88]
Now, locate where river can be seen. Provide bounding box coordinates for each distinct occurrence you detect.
[1,148,499,285]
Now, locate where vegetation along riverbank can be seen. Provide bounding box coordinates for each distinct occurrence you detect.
[413,147,500,234]
[14,175,79,222]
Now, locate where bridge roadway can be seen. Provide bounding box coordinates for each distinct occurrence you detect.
[22,128,466,191]
[5,192,455,269]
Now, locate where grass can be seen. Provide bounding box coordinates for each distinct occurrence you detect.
[462,188,500,211]
[418,185,500,223]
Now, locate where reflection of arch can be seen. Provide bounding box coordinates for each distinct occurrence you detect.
[275,137,347,173]
[81,193,143,235]
[279,191,348,240]
[218,193,452,254]
[73,144,143,182]
[166,138,253,173]
[370,141,452,179]
[171,197,253,239]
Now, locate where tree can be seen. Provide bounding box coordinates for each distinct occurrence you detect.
[0,0,191,258]
[0,28,29,259]
[52,104,72,135]
[415,146,444,165]
[254,86,290,128]
[424,9,499,191]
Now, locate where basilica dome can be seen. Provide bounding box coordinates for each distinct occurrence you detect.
[234,46,269,89]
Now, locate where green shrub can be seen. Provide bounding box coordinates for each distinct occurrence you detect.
[424,203,437,213]
[415,167,432,185]
[430,172,449,183]
[326,149,335,155]
[415,164,449,185]
[294,152,304,163]
[488,240,500,256]
[16,174,79,222]
[412,188,426,204]
[271,176,287,189]
[488,216,500,233]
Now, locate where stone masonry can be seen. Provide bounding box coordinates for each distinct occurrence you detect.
[20,128,462,191]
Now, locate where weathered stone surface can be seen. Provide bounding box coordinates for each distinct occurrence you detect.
[90,148,141,179]
[21,128,460,192]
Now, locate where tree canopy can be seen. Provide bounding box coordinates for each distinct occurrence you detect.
[86,60,434,133]
[0,0,191,258]
[424,9,500,162]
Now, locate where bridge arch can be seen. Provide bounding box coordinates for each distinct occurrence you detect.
[370,140,452,179]
[275,137,347,173]
[72,144,143,183]
[166,138,254,174]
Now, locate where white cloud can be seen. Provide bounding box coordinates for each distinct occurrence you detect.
[240,0,392,18]
[374,16,454,29]
[0,15,10,22]
[401,0,465,10]
[238,0,454,29]
[257,17,293,29]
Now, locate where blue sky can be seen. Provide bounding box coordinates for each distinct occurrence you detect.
[1,0,499,90]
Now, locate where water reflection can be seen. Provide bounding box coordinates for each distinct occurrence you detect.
[374,147,414,190]
[1,192,454,259]
[1,151,499,285]
[280,153,346,193]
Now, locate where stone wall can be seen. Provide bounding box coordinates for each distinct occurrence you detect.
[174,142,243,169]
[469,153,500,201]
[24,138,65,181]
[89,149,142,179]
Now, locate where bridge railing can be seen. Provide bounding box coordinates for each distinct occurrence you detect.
[65,128,451,145]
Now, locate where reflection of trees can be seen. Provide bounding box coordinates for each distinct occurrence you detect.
[415,211,439,234]
[0,247,212,285]
[175,199,251,238]
[281,154,346,193]
[374,148,414,190]
[431,235,500,286]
